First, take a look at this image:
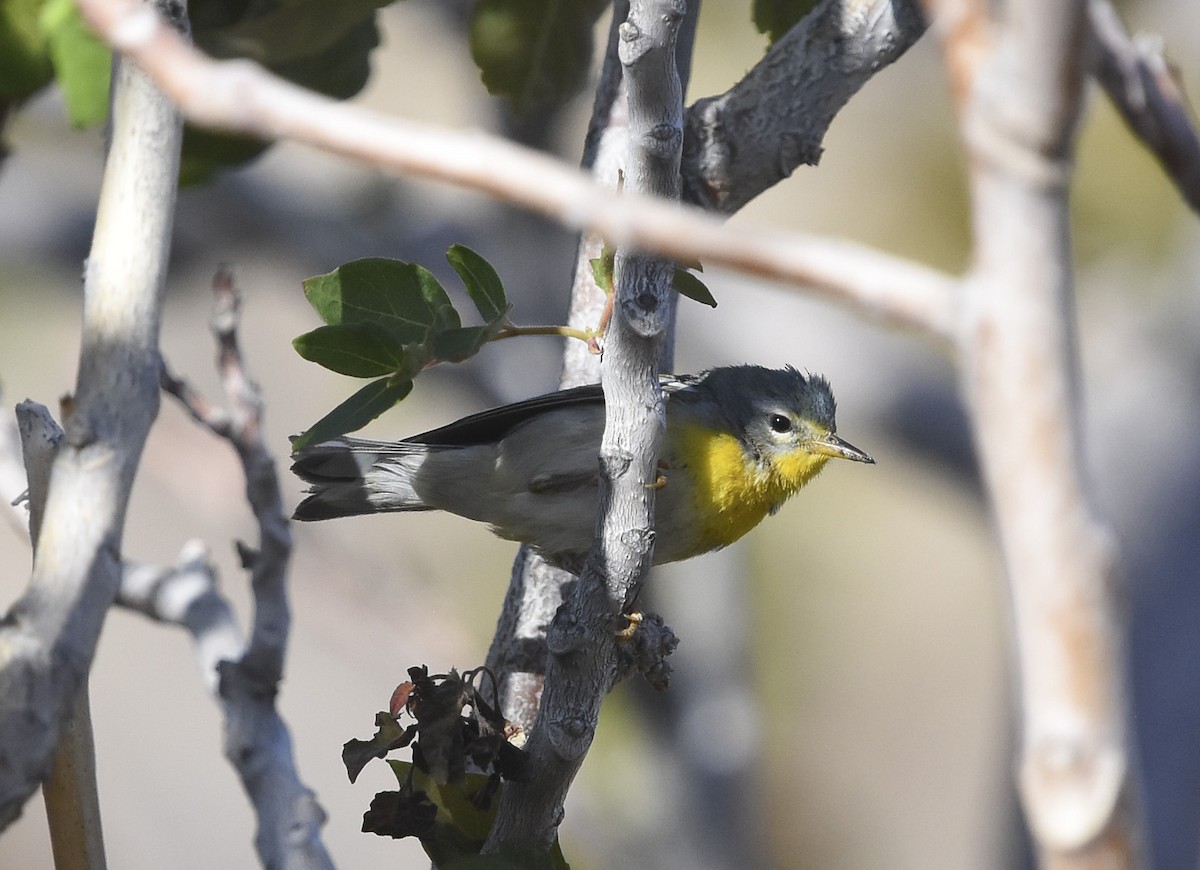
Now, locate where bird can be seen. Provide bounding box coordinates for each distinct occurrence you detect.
[291,365,874,570]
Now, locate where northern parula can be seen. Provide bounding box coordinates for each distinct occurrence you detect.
[291,365,874,569]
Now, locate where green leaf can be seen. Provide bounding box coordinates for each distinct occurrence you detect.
[196,0,392,67]
[303,258,455,345]
[433,303,463,335]
[446,244,509,323]
[752,0,821,43]
[469,0,609,114]
[589,243,615,293]
[432,326,491,364]
[40,0,110,127]
[292,322,416,378]
[672,268,718,308]
[342,713,414,783]
[417,769,498,843]
[0,0,54,102]
[292,376,413,449]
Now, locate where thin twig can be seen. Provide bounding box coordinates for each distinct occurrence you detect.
[0,403,33,543]
[1089,0,1200,215]
[12,403,106,870]
[156,268,332,869]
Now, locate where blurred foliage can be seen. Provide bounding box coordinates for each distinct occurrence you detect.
[183,0,394,183]
[0,0,100,122]
[39,0,109,126]
[0,0,394,181]
[752,0,820,43]
[468,0,608,114]
[0,0,50,102]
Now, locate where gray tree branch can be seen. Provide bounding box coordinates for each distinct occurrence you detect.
[484,0,686,852]
[929,0,1146,865]
[154,268,333,870]
[116,542,241,693]
[1089,0,1200,215]
[483,1,635,738]
[14,405,105,870]
[682,0,928,213]
[0,0,184,829]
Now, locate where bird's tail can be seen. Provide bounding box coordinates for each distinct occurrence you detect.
[291,437,434,521]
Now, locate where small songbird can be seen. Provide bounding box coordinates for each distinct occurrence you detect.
[291,365,874,570]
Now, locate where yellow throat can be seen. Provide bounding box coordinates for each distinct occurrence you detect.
[678,425,830,550]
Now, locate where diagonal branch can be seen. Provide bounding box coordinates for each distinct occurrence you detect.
[73,0,958,342]
[683,0,928,213]
[1089,0,1200,215]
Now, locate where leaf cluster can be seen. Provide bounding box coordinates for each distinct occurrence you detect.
[0,0,391,179]
[0,0,108,125]
[343,665,564,868]
[291,245,511,449]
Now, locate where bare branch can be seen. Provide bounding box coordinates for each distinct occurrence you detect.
[14,402,63,545]
[117,542,242,693]
[1089,0,1200,215]
[683,0,928,213]
[485,0,686,852]
[927,0,1147,865]
[0,7,183,827]
[11,402,105,870]
[0,411,29,542]
[73,0,957,341]
[154,268,332,869]
[486,0,696,741]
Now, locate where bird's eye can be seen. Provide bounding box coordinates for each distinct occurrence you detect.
[768,414,792,434]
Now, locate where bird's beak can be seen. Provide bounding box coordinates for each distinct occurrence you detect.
[811,434,875,464]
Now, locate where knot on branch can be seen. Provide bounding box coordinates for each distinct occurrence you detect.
[545,606,586,658]
[599,449,634,480]
[618,0,685,67]
[622,291,663,336]
[614,612,678,690]
[642,123,682,160]
[1021,731,1127,850]
[547,713,595,761]
[778,130,823,171]
[618,527,655,563]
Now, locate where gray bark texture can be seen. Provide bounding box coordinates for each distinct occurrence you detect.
[0,17,183,827]
[484,0,687,852]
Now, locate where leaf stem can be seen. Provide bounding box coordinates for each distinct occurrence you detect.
[491,325,595,344]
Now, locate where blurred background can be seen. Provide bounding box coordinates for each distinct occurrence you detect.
[1,2,1197,868]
